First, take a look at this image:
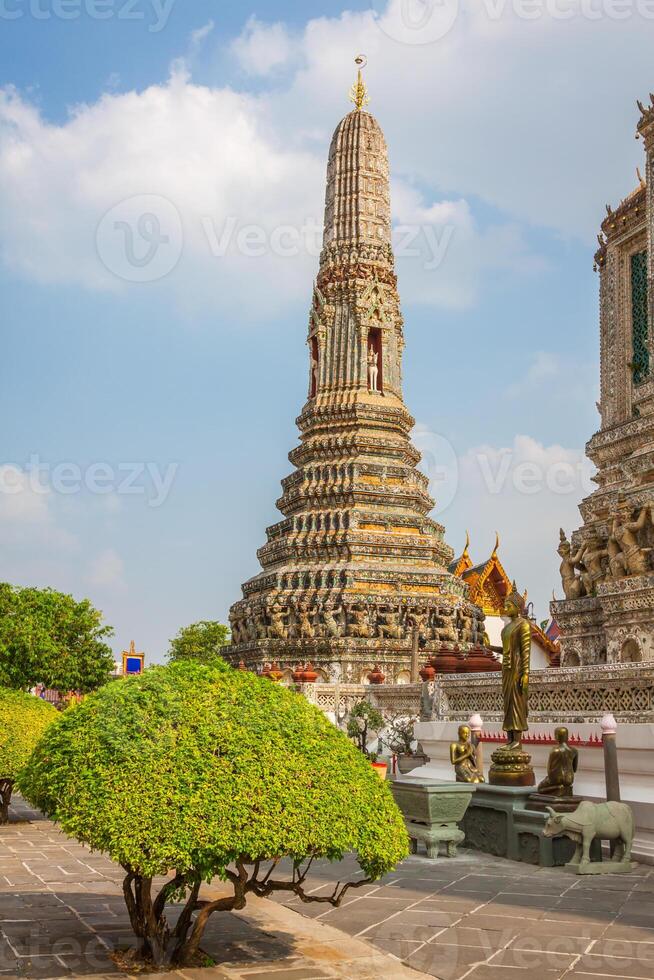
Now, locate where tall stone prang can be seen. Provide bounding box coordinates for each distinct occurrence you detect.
[551,94,654,666]
[226,68,486,682]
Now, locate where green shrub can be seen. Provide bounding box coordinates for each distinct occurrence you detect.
[347,699,384,757]
[167,620,230,665]
[19,661,408,967]
[0,688,58,822]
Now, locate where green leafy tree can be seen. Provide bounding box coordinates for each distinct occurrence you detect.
[167,620,230,665]
[347,700,385,758]
[0,584,114,692]
[20,661,408,968]
[383,715,418,757]
[0,688,58,822]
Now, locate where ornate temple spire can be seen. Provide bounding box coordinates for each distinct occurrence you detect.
[322,62,391,256]
[226,64,487,681]
[312,58,400,404]
[349,54,370,112]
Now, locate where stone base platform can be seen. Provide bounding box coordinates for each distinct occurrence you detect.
[567,859,637,875]
[526,792,585,813]
[461,784,601,867]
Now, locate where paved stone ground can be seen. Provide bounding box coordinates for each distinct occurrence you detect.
[2,798,654,980]
[270,845,654,980]
[0,799,427,980]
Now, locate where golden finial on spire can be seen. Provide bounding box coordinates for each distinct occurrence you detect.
[349,54,370,112]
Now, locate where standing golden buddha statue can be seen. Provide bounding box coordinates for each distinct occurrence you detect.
[489,586,535,787]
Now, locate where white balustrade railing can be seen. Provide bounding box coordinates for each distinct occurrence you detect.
[299,662,654,725]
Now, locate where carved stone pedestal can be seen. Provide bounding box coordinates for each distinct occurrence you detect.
[391,779,476,861]
[526,793,585,814]
[461,785,591,867]
[488,748,535,787]
[407,820,465,859]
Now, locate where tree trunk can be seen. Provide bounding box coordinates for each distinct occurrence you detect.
[0,780,13,824]
[176,888,244,965]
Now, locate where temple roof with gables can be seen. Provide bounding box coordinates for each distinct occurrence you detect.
[449,533,561,665]
[448,532,511,616]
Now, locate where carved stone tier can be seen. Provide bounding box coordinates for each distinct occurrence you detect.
[553,575,654,666]
[225,99,486,681]
[552,92,654,666]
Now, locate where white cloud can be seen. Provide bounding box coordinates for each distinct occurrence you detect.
[0,71,329,317]
[88,548,126,589]
[0,465,51,523]
[231,16,297,75]
[392,183,545,308]
[417,431,594,619]
[190,20,215,51]
[256,1,652,239]
[0,1,650,316]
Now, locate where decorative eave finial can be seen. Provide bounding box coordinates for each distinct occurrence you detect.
[349,54,370,112]
[491,531,500,559]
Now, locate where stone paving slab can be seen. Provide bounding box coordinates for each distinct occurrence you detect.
[0,799,430,979]
[3,797,654,978]
[269,844,654,979]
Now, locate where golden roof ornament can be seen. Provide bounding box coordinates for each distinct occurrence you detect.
[349,54,370,112]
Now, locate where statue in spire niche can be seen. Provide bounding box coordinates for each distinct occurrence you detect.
[367,345,379,391]
[311,353,319,397]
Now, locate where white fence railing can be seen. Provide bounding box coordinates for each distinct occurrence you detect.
[298,662,654,725]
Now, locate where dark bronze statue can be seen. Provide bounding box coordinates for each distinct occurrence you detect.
[538,726,578,797]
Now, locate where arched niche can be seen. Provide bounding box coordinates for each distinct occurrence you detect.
[367,328,383,392]
[621,638,642,664]
[309,336,319,398]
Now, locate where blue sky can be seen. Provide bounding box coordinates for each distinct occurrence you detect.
[1,0,651,661]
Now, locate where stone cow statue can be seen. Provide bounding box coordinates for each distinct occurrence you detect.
[543,800,634,869]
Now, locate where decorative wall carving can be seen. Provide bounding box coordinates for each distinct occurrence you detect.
[553,96,654,665]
